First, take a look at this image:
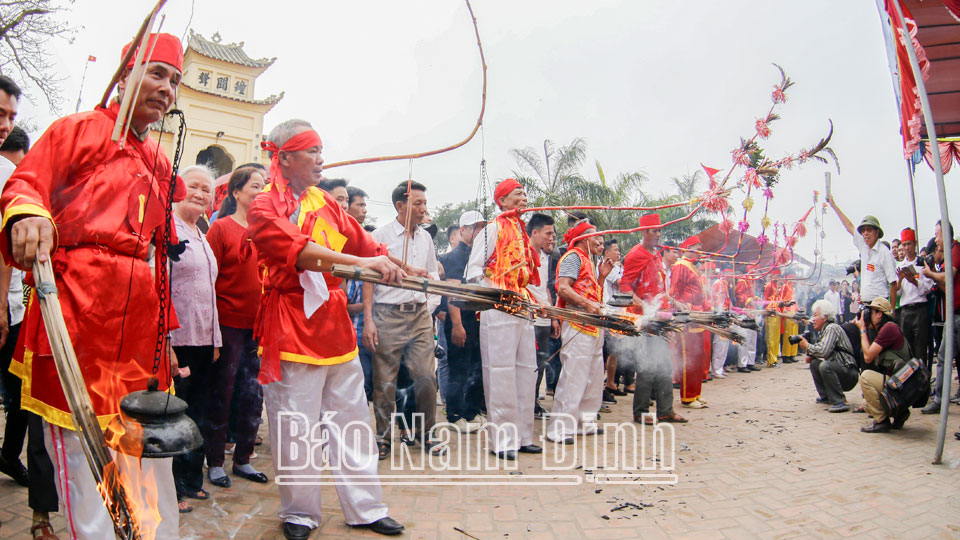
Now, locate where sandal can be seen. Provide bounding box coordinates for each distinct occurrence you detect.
[419,438,447,456]
[182,489,209,500]
[31,521,60,540]
[254,435,263,446]
[377,441,391,461]
[178,500,193,514]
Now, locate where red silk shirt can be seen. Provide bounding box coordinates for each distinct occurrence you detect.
[670,259,710,311]
[711,279,731,310]
[734,279,756,308]
[247,183,384,384]
[620,243,669,313]
[778,282,796,314]
[0,102,182,430]
[763,281,779,304]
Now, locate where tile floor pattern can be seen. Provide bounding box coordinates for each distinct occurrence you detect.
[1,361,959,539]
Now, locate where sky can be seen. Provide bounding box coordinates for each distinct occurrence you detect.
[18,0,959,268]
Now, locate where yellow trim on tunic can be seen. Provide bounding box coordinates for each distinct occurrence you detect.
[257,345,359,366]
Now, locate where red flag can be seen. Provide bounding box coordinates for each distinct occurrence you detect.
[87,55,96,62]
[883,0,930,159]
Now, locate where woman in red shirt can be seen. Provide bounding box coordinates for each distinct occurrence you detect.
[205,167,267,486]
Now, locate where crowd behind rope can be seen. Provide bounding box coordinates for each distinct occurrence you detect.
[0,37,956,539]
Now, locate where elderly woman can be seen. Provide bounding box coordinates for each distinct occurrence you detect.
[170,164,222,512]
[855,298,912,433]
[797,299,859,413]
[204,167,267,487]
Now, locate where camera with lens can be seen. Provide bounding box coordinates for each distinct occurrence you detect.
[788,330,815,346]
[845,259,861,275]
[916,254,935,268]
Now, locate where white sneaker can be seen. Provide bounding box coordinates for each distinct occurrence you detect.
[712,372,726,379]
[466,414,485,426]
[451,418,479,433]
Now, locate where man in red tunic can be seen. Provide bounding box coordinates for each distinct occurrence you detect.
[465,178,542,459]
[246,119,410,539]
[545,220,612,443]
[619,213,687,424]
[669,235,711,409]
[0,33,185,540]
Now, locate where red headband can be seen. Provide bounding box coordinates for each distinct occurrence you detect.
[122,33,184,72]
[261,129,324,204]
[494,178,522,208]
[564,220,594,246]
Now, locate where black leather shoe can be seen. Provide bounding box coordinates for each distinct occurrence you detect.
[233,464,269,484]
[748,365,762,371]
[283,522,312,540]
[209,473,231,488]
[737,367,751,373]
[860,420,892,433]
[351,516,405,535]
[519,444,542,454]
[491,449,517,460]
[0,455,29,487]
[891,408,911,430]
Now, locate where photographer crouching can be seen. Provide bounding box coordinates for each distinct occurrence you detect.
[854,298,914,433]
[796,300,859,413]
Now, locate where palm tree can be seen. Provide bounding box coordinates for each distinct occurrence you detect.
[510,138,588,206]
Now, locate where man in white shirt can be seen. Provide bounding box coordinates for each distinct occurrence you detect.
[827,195,897,304]
[525,213,558,418]
[896,228,932,365]
[465,178,541,459]
[823,280,842,317]
[363,181,442,455]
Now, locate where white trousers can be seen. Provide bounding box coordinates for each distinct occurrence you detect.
[44,422,178,540]
[736,327,758,367]
[710,336,730,376]
[264,359,388,529]
[546,323,604,442]
[479,308,537,452]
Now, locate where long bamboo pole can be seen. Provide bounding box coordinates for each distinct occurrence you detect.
[34,259,139,539]
[888,0,954,464]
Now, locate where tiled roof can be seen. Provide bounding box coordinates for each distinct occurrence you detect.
[182,80,284,106]
[187,30,276,69]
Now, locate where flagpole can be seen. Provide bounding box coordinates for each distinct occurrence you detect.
[75,57,92,114]
[905,158,920,238]
[888,0,954,465]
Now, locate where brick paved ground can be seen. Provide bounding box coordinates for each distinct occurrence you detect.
[2,361,960,539]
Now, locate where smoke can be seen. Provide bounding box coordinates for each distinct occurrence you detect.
[605,293,676,385]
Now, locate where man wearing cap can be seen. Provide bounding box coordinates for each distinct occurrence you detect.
[895,228,932,368]
[620,213,687,423]
[465,178,541,459]
[670,235,711,408]
[545,219,612,442]
[854,298,913,432]
[247,119,410,538]
[0,33,187,539]
[762,271,783,367]
[439,210,487,432]
[827,195,897,304]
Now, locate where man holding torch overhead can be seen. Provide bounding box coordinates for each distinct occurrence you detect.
[465,178,542,460]
[0,33,185,540]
